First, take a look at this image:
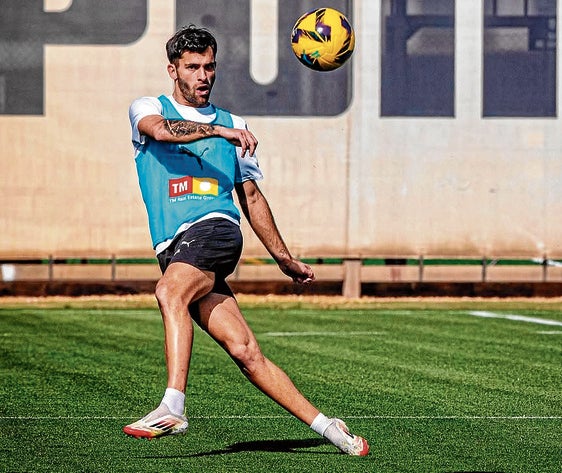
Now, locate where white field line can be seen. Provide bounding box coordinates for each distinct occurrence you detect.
[468,310,562,326]
[1,415,561,421]
[263,331,384,337]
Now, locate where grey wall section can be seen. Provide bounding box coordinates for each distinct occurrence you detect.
[0,1,561,260]
[0,0,147,115]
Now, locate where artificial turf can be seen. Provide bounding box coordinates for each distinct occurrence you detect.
[0,297,560,472]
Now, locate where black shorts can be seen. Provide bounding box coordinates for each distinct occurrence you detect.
[156,218,243,297]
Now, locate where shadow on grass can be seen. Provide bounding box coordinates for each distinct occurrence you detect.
[141,438,332,458]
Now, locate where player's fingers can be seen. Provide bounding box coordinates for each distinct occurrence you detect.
[242,133,257,157]
[238,132,250,157]
[303,264,315,280]
[293,275,313,284]
[291,263,315,284]
[247,133,258,156]
[238,137,248,156]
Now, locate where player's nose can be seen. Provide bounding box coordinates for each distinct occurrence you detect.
[196,68,210,81]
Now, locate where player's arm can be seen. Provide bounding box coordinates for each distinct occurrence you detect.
[235,180,315,284]
[138,115,258,156]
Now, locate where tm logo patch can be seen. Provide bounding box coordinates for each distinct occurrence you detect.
[169,176,219,197]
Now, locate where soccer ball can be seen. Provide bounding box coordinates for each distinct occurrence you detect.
[290,7,355,72]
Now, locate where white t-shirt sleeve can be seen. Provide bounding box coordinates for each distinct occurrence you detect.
[231,114,264,183]
[129,96,162,149]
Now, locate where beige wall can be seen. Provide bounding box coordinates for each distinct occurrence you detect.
[1,1,561,260]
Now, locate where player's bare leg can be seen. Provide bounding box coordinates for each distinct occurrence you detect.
[196,293,369,455]
[196,292,320,424]
[154,262,215,392]
[122,262,214,439]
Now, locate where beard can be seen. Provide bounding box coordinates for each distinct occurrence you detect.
[177,77,213,107]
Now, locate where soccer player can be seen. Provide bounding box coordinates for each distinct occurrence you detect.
[123,25,369,456]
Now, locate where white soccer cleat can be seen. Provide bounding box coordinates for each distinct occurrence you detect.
[123,403,188,439]
[325,418,370,456]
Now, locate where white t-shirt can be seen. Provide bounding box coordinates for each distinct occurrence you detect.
[129,95,263,183]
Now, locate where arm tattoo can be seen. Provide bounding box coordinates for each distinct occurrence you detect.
[165,119,215,138]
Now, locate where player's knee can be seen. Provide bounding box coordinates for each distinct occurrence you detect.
[229,341,264,376]
[154,278,171,306]
[154,278,186,312]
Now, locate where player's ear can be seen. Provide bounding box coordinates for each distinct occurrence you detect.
[167,63,177,80]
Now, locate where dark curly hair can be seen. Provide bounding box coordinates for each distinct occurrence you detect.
[166,25,218,64]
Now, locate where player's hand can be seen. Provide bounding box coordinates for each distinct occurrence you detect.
[279,258,315,284]
[215,126,258,157]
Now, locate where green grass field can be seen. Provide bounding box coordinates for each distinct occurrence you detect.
[1,296,561,473]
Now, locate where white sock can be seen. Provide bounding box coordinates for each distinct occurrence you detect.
[323,420,351,448]
[161,388,185,416]
[310,413,333,436]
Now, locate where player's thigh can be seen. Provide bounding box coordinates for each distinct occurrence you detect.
[157,261,215,304]
[196,293,259,352]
